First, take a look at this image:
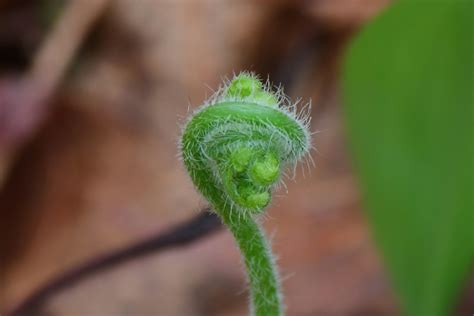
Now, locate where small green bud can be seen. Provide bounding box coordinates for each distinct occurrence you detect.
[250,153,280,185]
[226,74,263,98]
[246,191,270,209]
[230,147,253,172]
[253,91,278,108]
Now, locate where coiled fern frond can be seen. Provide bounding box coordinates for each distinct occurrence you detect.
[180,72,312,316]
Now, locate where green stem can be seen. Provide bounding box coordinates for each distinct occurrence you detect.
[221,210,282,316]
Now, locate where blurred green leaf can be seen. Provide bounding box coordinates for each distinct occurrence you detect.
[343,1,473,315]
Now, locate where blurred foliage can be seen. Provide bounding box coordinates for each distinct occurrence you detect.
[343,1,473,315]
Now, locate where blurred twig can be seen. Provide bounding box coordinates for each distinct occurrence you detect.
[0,0,110,184]
[29,0,110,97]
[8,209,221,316]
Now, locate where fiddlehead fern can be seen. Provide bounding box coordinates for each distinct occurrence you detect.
[180,72,311,316]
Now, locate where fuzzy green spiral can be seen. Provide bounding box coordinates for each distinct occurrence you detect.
[180,74,311,316]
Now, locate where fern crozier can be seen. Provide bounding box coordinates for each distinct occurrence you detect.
[180,72,312,316]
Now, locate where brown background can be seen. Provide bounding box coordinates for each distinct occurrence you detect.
[3,1,469,315]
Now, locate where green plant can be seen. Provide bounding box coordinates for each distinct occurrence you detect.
[343,1,473,315]
[180,73,311,316]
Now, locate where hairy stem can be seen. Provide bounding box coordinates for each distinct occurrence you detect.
[222,210,281,316]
